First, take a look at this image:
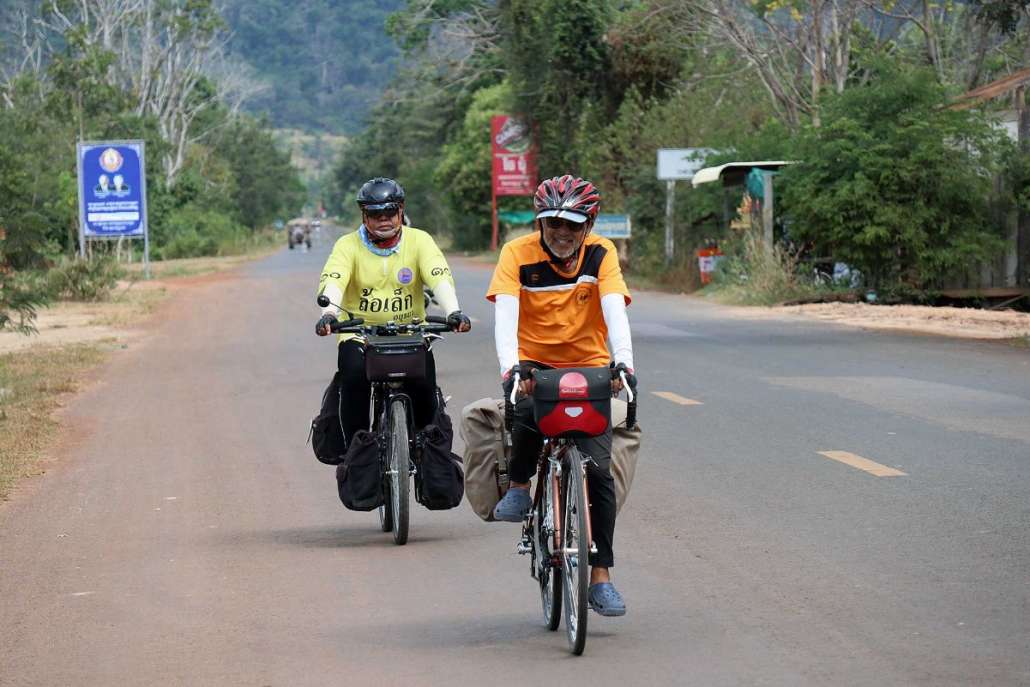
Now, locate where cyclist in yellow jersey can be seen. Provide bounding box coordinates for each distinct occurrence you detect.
[316,177,471,445]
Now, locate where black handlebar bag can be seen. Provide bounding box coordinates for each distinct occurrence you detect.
[364,334,426,382]
[532,367,611,439]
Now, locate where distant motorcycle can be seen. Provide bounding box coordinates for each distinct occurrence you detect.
[288,225,311,251]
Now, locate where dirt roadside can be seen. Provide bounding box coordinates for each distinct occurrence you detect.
[725,301,1030,342]
[0,255,263,500]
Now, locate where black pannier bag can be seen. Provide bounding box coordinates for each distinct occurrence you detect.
[310,373,347,465]
[532,367,612,439]
[415,393,464,510]
[364,334,426,382]
[336,430,384,510]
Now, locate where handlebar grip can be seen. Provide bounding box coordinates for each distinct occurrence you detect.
[504,372,520,432]
[330,317,364,332]
[625,399,637,430]
[425,315,448,325]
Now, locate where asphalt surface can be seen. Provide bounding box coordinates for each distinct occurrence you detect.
[2,234,1029,686]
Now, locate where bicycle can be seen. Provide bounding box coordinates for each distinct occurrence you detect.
[317,295,452,545]
[505,366,636,655]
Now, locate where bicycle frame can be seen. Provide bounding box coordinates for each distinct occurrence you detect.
[529,440,596,566]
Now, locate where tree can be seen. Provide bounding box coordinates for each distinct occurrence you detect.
[781,62,1012,289]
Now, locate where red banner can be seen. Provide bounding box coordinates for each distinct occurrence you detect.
[491,115,536,196]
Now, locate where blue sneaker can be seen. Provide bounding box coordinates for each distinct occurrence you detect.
[588,582,626,617]
[493,486,532,522]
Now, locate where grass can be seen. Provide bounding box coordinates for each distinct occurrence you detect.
[0,341,113,500]
[123,237,280,280]
[703,232,825,306]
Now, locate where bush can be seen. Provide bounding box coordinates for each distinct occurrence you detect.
[155,206,245,259]
[781,62,1011,290]
[709,231,819,305]
[44,256,124,302]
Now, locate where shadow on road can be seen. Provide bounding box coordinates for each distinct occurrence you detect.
[214,525,457,549]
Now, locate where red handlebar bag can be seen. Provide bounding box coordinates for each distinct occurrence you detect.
[532,367,611,439]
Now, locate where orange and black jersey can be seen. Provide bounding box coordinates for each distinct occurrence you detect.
[486,232,630,368]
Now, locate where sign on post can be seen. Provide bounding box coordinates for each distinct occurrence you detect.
[593,214,632,240]
[490,115,537,251]
[657,148,714,181]
[77,140,149,275]
[656,148,715,264]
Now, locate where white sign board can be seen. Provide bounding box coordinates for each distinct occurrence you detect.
[593,214,631,239]
[657,148,715,180]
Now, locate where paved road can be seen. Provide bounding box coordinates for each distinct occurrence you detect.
[2,239,1029,686]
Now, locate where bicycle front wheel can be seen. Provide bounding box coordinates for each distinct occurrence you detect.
[561,448,590,655]
[535,476,562,631]
[378,483,394,532]
[388,399,410,545]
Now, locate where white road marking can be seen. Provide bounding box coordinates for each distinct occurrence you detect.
[164,496,178,501]
[70,591,95,597]
[817,450,907,477]
[652,391,703,406]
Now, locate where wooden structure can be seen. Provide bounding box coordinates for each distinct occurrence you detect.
[951,68,1030,294]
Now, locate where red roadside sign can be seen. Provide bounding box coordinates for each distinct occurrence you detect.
[490,115,537,249]
[491,115,536,196]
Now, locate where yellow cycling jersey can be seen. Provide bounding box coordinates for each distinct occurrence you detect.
[317,226,455,341]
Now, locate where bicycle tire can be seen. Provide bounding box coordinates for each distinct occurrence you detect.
[535,476,562,631]
[561,449,590,655]
[389,399,410,545]
[378,483,394,532]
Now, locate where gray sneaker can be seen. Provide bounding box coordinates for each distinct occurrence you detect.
[493,486,532,522]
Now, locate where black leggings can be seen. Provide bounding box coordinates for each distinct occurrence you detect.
[336,340,438,444]
[509,396,617,568]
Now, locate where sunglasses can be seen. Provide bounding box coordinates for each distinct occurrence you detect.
[365,205,400,220]
[541,217,588,232]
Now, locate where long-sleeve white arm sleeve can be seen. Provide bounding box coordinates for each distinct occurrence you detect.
[320,283,343,317]
[494,294,520,375]
[431,280,461,315]
[601,293,634,370]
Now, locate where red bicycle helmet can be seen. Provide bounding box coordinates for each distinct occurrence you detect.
[533,175,601,223]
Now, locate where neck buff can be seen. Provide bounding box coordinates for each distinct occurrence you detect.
[359,225,402,256]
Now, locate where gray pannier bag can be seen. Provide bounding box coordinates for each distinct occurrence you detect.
[460,397,640,522]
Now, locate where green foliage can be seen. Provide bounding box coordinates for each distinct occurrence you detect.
[503,0,614,175]
[155,206,246,260]
[0,229,47,335]
[781,62,1013,290]
[434,82,511,249]
[44,256,124,302]
[221,0,404,133]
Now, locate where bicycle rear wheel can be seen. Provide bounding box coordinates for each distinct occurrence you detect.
[561,449,590,655]
[535,477,561,631]
[388,399,410,545]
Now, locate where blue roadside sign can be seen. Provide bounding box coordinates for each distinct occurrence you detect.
[77,141,148,239]
[593,214,631,239]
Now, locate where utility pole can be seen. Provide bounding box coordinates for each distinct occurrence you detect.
[1018,85,1029,287]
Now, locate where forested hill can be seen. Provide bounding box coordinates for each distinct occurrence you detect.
[222,0,404,134]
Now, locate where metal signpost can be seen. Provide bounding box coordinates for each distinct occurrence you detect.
[77,140,150,277]
[656,148,714,264]
[593,214,632,240]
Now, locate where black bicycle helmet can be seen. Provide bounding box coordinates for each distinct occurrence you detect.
[356,177,405,210]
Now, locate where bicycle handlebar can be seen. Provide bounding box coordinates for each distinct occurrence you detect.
[329,315,453,335]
